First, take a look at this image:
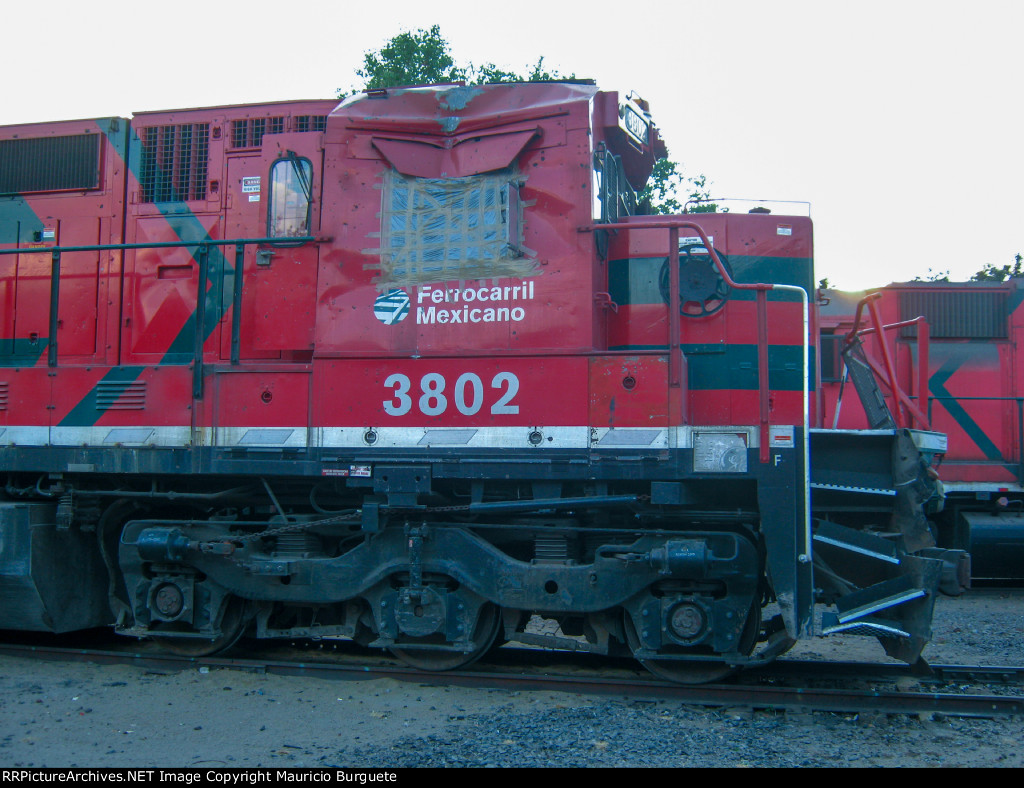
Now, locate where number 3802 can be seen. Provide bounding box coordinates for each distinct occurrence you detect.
[382,372,520,417]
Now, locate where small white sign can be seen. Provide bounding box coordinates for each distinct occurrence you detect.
[680,235,714,248]
[769,426,795,448]
[776,225,793,236]
[248,195,260,202]
[242,176,261,194]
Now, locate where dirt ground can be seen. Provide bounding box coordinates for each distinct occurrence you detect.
[0,588,1021,768]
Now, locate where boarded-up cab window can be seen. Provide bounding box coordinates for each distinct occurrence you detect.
[268,156,312,239]
[369,169,534,288]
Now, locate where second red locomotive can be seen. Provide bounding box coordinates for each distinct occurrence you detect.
[822,280,1024,582]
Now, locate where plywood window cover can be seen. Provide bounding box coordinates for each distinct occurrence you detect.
[367,169,537,289]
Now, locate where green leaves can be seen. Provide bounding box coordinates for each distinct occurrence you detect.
[638,159,717,215]
[971,253,1023,282]
[339,30,573,97]
[355,25,462,93]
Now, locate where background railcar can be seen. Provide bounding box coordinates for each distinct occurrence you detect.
[822,281,1024,581]
[1,83,952,682]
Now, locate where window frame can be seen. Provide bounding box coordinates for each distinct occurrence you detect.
[266,154,313,245]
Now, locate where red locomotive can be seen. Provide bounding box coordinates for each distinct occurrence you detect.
[822,281,1024,581]
[0,83,954,681]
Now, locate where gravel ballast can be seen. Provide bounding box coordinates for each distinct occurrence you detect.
[1,588,1021,768]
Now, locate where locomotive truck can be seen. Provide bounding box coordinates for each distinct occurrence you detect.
[0,82,955,682]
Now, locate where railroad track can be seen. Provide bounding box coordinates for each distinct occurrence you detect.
[0,638,1021,719]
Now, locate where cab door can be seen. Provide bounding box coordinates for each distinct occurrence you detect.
[224,133,322,360]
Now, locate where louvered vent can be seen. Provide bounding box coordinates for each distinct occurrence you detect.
[899,290,1008,339]
[0,382,8,410]
[231,117,285,148]
[139,124,209,202]
[96,381,146,410]
[0,134,101,195]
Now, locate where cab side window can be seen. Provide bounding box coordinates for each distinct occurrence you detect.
[268,156,312,239]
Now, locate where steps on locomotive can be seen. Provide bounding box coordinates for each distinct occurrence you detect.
[812,520,942,662]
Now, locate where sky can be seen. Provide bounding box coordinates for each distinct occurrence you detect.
[3,0,1019,290]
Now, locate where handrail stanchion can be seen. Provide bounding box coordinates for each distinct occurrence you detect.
[193,244,209,400]
[667,226,684,423]
[47,250,61,368]
[917,319,929,430]
[1018,398,1024,487]
[231,243,245,365]
[756,288,770,463]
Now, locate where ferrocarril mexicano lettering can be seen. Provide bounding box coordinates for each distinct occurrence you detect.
[415,281,534,325]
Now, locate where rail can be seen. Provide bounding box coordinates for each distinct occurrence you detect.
[2,641,1022,718]
[0,237,317,398]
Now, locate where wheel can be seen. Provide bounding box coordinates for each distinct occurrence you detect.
[389,603,501,671]
[152,597,248,658]
[624,603,760,684]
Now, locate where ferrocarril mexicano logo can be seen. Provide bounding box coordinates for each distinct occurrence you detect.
[374,281,536,326]
[373,289,411,324]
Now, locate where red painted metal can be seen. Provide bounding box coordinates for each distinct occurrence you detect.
[1,85,817,448]
[845,293,930,429]
[589,216,806,459]
[371,129,538,178]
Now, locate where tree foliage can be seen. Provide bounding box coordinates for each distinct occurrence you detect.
[912,268,951,283]
[352,25,462,92]
[468,57,570,85]
[637,159,718,214]
[341,26,709,216]
[341,28,572,96]
[971,253,1024,282]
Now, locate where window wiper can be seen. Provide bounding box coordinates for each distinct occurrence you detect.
[285,150,312,203]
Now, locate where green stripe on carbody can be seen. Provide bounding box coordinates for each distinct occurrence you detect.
[607,343,815,392]
[609,255,813,305]
[929,356,1003,461]
[0,197,45,245]
[0,338,49,366]
[57,365,149,427]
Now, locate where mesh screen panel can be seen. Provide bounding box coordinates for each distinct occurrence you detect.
[139,124,209,202]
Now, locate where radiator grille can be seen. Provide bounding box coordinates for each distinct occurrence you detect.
[0,134,101,195]
[295,115,326,133]
[95,381,146,410]
[139,124,209,202]
[899,290,1008,339]
[231,117,285,148]
[0,382,7,410]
